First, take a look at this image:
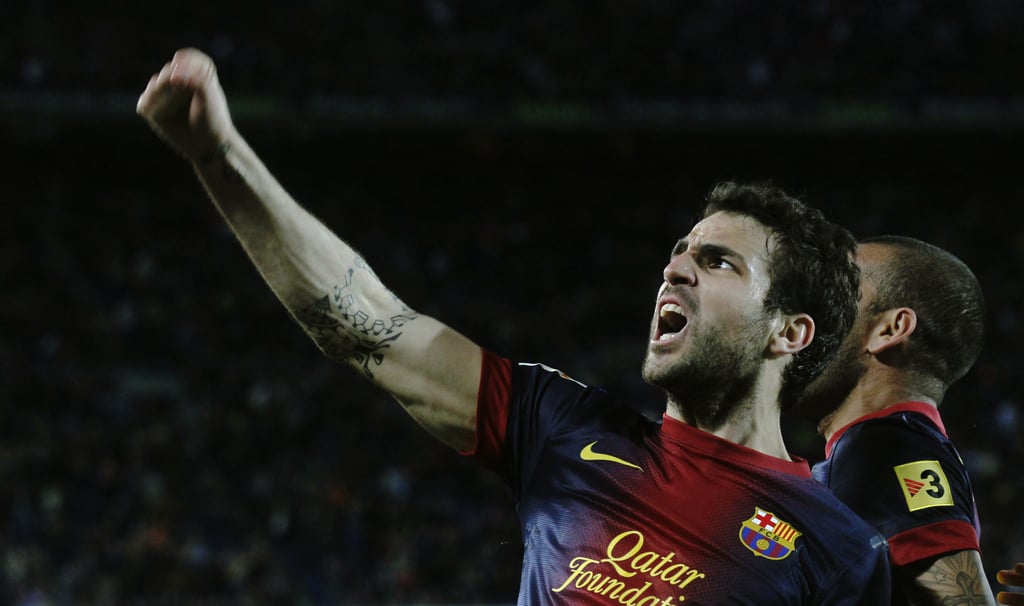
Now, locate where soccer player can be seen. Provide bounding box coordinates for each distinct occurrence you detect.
[798,235,996,605]
[137,48,891,604]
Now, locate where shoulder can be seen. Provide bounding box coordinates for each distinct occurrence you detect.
[513,361,590,390]
[783,482,891,589]
[508,359,656,433]
[753,463,885,545]
[832,410,954,462]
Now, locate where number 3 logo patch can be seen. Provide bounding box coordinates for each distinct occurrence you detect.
[894,460,954,511]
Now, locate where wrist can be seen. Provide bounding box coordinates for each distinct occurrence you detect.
[195,141,232,167]
[190,124,239,167]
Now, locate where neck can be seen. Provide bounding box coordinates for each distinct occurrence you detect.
[817,375,937,441]
[666,395,790,461]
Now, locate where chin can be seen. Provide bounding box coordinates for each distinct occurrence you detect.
[793,383,846,424]
[640,356,665,387]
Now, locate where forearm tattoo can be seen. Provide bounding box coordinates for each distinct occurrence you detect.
[294,256,418,378]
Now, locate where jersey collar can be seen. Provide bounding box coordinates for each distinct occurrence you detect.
[824,401,946,458]
[660,413,812,477]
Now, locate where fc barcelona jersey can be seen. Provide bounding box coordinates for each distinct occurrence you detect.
[811,402,982,569]
[465,350,891,605]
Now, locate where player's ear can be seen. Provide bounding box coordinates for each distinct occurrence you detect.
[866,307,916,355]
[768,313,814,355]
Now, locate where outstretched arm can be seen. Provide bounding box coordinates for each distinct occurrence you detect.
[898,549,997,606]
[137,48,482,450]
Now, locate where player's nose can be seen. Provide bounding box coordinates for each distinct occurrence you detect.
[663,254,697,286]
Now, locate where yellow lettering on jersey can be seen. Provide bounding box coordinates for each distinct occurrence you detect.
[894,460,954,511]
[551,529,706,603]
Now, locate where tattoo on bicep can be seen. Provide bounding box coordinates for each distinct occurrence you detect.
[917,551,990,606]
[294,264,418,379]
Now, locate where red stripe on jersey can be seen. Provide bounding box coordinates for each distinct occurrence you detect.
[458,348,512,469]
[887,519,981,567]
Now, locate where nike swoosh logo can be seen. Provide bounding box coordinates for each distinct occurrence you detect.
[580,441,643,471]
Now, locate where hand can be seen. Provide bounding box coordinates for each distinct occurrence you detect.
[997,562,1024,606]
[136,48,235,163]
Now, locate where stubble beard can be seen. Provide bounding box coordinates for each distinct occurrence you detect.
[642,316,770,429]
[795,338,867,426]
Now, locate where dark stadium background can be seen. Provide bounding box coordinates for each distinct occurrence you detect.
[2,2,1022,604]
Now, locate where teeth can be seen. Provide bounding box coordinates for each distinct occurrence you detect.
[660,303,684,318]
[657,302,686,342]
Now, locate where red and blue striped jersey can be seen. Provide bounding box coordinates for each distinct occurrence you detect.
[465,350,891,605]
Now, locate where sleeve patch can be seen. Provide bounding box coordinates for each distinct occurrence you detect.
[894,460,954,511]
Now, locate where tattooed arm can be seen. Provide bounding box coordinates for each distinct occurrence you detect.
[898,550,997,606]
[137,48,481,450]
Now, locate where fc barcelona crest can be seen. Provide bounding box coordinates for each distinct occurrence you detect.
[739,508,802,560]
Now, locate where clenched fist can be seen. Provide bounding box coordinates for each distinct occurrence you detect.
[137,48,235,163]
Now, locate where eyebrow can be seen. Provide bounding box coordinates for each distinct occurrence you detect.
[672,238,746,266]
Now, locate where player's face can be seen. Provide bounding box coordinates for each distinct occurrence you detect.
[641,211,778,400]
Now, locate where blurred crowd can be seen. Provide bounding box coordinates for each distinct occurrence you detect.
[4,1,1024,104]
[2,1,1024,605]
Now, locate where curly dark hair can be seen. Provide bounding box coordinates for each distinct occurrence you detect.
[701,181,860,410]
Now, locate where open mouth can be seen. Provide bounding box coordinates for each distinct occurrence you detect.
[656,303,688,341]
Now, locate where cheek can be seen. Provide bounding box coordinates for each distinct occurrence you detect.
[706,289,765,325]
